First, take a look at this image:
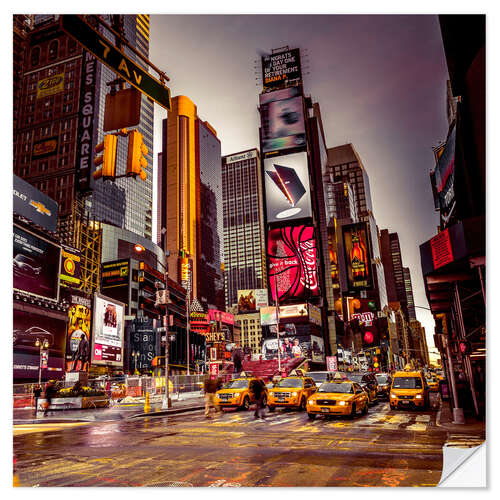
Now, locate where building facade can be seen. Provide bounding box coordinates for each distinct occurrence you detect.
[235,312,262,354]
[222,149,267,310]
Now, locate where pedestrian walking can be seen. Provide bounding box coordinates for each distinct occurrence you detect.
[203,376,219,418]
[33,385,42,413]
[250,379,266,420]
[43,380,56,416]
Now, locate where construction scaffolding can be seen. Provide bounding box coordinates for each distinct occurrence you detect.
[57,194,102,294]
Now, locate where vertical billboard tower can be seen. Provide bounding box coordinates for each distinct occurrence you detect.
[258,47,331,364]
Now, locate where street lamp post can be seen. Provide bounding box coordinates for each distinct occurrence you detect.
[274,274,281,375]
[131,350,138,374]
[35,338,50,386]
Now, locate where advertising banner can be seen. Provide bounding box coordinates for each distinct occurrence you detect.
[341,222,373,291]
[13,309,66,380]
[260,91,306,153]
[36,73,64,99]
[434,124,456,224]
[13,224,61,301]
[260,303,308,326]
[261,334,324,362]
[225,150,257,165]
[92,293,125,366]
[60,244,81,288]
[65,295,91,372]
[268,225,320,302]
[101,259,130,288]
[128,318,157,373]
[261,48,302,91]
[308,303,322,326]
[32,136,58,160]
[13,175,58,232]
[208,309,234,325]
[326,356,338,372]
[237,289,268,312]
[327,227,340,289]
[264,152,312,222]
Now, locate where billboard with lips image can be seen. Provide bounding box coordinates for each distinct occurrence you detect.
[267,225,320,302]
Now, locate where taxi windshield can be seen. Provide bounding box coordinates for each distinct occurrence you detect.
[309,373,328,382]
[318,382,353,394]
[276,378,303,388]
[392,376,423,389]
[347,374,363,383]
[375,374,389,384]
[224,379,249,389]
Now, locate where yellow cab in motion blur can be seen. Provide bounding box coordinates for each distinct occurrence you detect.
[215,374,267,411]
[425,374,439,392]
[390,365,430,410]
[306,373,369,419]
[267,375,317,412]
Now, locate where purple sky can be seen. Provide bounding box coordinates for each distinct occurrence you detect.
[150,15,451,358]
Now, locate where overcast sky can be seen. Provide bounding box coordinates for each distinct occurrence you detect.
[149,14,451,357]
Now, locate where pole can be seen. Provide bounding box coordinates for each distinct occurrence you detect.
[274,274,281,375]
[445,336,465,424]
[162,314,171,409]
[477,265,486,304]
[385,310,394,371]
[38,345,42,386]
[186,292,190,375]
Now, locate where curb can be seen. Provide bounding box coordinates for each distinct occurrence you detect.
[130,405,205,419]
[14,418,92,425]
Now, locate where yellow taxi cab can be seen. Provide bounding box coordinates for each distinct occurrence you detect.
[214,375,267,411]
[306,374,369,419]
[425,374,439,392]
[267,376,317,412]
[390,366,429,410]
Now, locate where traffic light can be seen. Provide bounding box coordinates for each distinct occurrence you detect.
[93,134,118,180]
[126,130,148,180]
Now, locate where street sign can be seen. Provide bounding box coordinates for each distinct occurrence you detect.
[209,362,219,377]
[60,15,171,110]
[157,327,167,333]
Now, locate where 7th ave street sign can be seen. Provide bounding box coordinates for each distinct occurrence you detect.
[60,15,171,111]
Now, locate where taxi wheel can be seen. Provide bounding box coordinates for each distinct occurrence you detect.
[299,397,307,411]
[349,403,357,419]
[268,405,276,412]
[242,396,250,411]
[307,413,316,420]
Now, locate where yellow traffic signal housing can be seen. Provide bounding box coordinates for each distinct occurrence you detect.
[126,130,148,181]
[93,134,118,180]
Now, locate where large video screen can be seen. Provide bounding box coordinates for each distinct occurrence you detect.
[92,293,125,367]
[267,225,320,302]
[341,222,373,291]
[260,89,306,153]
[264,152,312,223]
[13,224,61,301]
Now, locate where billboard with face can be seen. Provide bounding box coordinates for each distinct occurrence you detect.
[341,222,373,291]
[237,289,269,312]
[66,295,92,372]
[268,225,319,302]
[261,334,324,362]
[260,88,306,153]
[13,309,66,380]
[264,152,312,222]
[13,224,61,301]
[92,293,125,366]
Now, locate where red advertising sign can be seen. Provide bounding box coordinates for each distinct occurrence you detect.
[430,229,453,269]
[326,356,337,372]
[268,225,319,302]
[208,309,234,325]
[209,362,219,377]
[342,222,373,291]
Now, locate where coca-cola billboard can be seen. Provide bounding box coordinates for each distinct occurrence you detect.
[268,225,320,302]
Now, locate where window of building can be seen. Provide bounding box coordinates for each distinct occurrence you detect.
[48,40,59,61]
[30,47,40,66]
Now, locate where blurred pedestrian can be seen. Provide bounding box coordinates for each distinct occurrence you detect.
[203,375,219,418]
[43,380,56,416]
[33,385,42,413]
[250,379,266,420]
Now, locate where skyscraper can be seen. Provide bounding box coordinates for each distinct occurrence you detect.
[403,267,417,321]
[221,149,267,310]
[158,95,223,309]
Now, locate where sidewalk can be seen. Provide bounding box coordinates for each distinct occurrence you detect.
[13,391,205,424]
[437,398,486,437]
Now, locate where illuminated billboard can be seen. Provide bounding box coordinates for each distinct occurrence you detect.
[264,152,312,222]
[261,48,302,91]
[237,289,269,312]
[91,293,125,367]
[260,88,306,153]
[65,294,92,372]
[13,224,61,301]
[267,225,319,302]
[260,303,308,326]
[60,244,81,288]
[341,222,373,291]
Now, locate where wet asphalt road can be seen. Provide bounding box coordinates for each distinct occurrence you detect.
[14,397,448,487]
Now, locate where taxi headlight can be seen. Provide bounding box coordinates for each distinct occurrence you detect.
[308,400,314,405]
[390,393,397,399]
[415,394,422,399]
[339,401,347,406]
[292,392,298,397]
